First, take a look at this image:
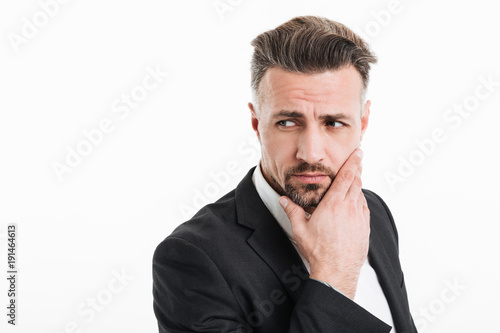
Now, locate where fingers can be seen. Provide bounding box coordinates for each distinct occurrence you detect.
[362,194,370,221]
[345,159,363,201]
[358,190,370,222]
[279,196,307,234]
[322,148,363,203]
[357,184,365,210]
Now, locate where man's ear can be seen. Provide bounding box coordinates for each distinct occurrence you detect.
[248,102,261,142]
[360,100,371,141]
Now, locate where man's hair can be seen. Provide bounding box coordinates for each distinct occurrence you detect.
[250,16,377,113]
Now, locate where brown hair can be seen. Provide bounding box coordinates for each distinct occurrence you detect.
[250,16,377,110]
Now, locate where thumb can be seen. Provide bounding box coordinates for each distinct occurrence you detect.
[279,196,307,230]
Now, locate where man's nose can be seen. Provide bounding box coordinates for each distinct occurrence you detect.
[295,127,325,165]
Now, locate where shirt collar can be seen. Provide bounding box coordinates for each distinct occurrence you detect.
[251,163,294,240]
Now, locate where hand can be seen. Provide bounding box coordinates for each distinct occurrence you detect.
[279,149,370,299]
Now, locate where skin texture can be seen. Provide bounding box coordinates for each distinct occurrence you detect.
[248,66,371,299]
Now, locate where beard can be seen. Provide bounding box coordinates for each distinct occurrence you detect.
[268,162,336,208]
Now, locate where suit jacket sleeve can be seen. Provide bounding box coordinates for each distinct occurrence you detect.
[153,236,392,332]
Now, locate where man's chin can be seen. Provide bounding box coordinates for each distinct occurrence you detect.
[285,181,331,208]
[287,190,326,208]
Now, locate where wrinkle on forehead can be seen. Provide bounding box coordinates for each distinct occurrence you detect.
[259,66,364,119]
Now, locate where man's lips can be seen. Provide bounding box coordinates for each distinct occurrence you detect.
[292,173,328,184]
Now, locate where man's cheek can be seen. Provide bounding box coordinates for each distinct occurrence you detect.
[330,146,356,168]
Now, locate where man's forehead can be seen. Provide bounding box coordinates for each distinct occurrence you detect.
[258,66,364,115]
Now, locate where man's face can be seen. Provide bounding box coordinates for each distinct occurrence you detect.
[249,66,370,209]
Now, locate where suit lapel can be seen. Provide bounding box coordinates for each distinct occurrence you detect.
[369,226,413,332]
[235,167,309,304]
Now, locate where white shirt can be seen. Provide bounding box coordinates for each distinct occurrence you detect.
[252,163,396,332]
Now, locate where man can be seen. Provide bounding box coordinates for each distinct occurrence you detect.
[153,16,417,332]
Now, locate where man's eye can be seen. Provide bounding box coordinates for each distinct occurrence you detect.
[326,121,344,128]
[277,120,295,127]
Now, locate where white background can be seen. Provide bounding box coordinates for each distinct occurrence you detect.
[1,0,499,332]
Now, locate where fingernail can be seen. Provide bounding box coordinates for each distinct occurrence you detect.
[356,149,364,158]
[279,198,288,208]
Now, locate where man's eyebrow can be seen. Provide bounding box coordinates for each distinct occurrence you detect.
[271,110,304,119]
[272,110,353,121]
[319,113,353,122]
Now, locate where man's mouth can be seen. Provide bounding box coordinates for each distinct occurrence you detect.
[292,173,328,184]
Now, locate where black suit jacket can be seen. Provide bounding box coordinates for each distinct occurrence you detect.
[153,167,417,332]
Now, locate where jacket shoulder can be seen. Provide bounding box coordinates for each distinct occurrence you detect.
[154,187,245,259]
[362,188,399,246]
